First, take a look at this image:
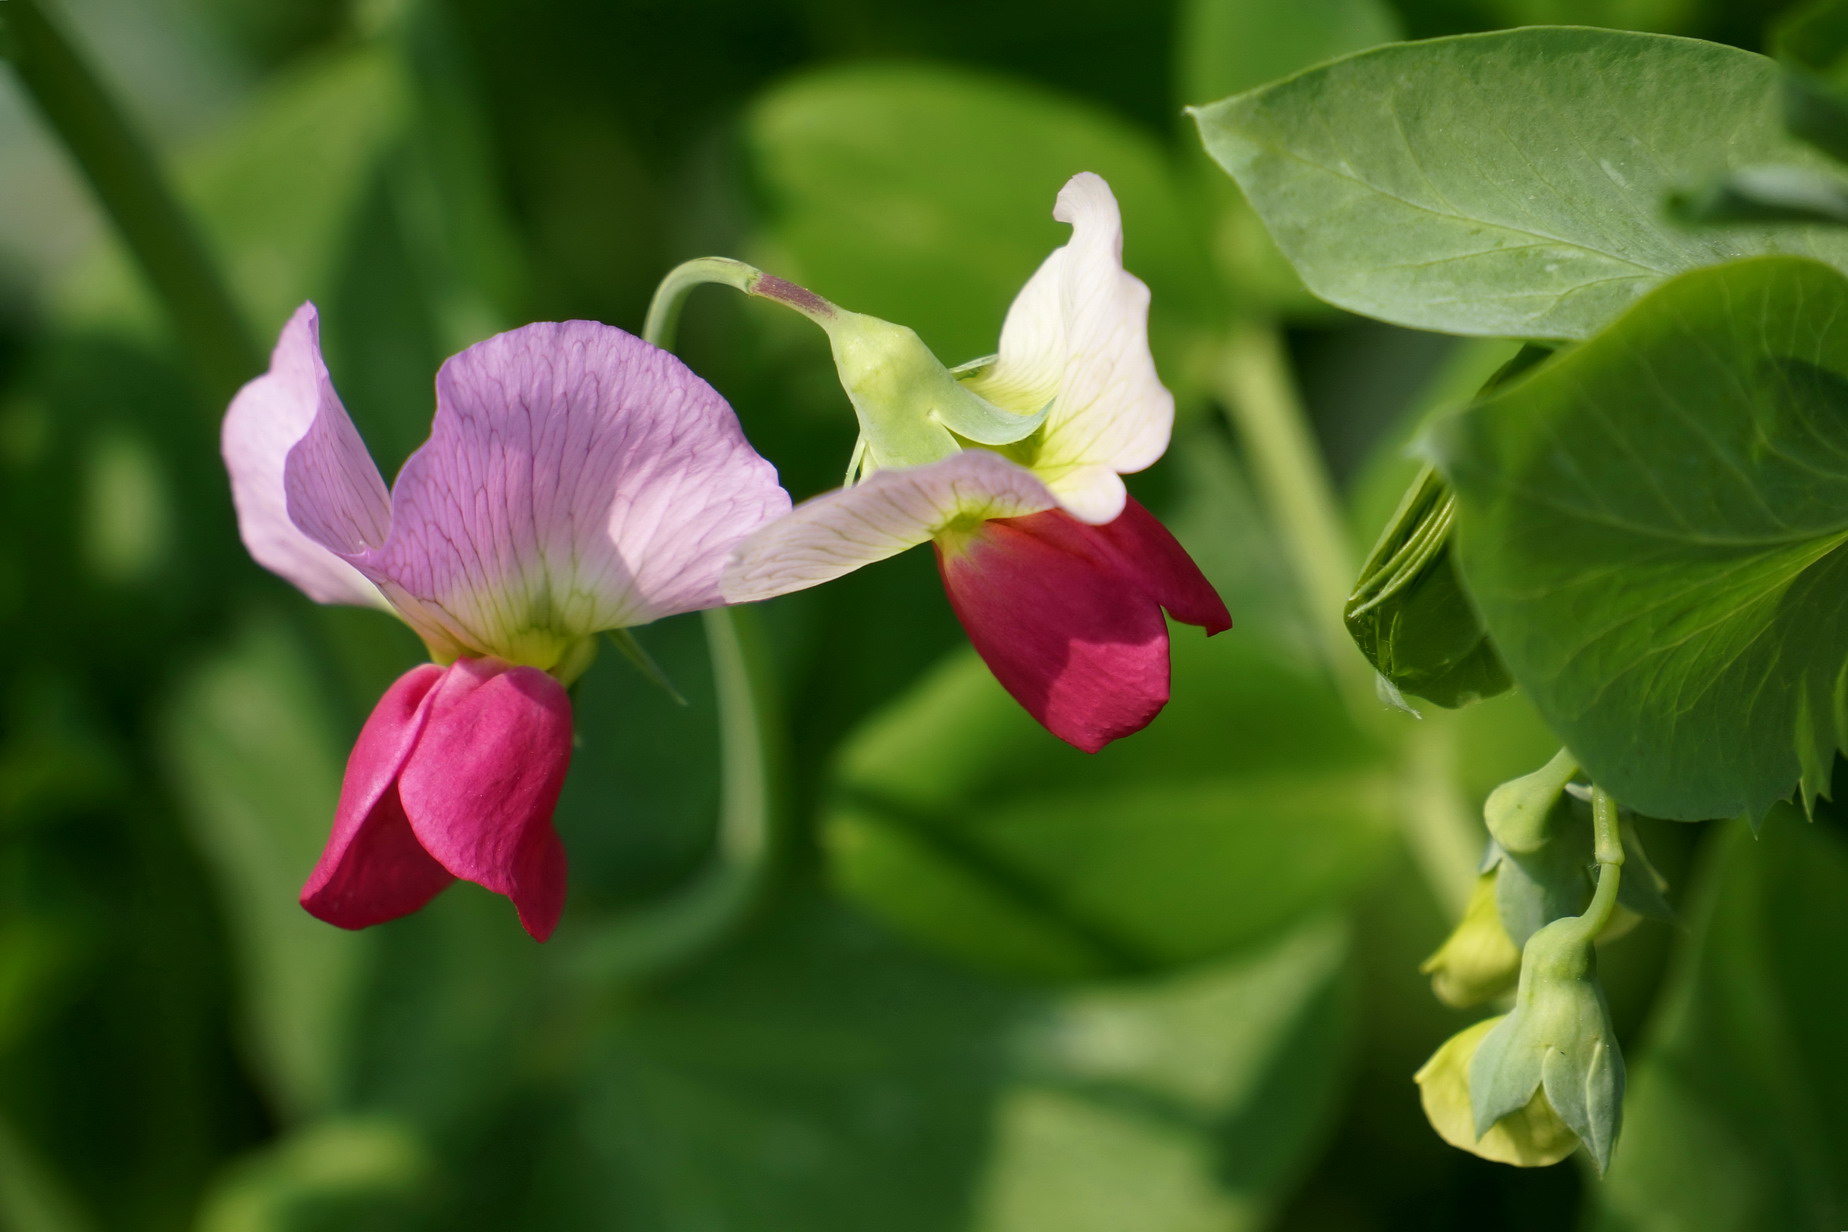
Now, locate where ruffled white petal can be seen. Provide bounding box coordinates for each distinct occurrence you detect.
[961,172,1173,525]
[221,304,390,609]
[721,451,1056,604]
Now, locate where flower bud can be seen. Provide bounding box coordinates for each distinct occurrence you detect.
[1415,1017,1579,1167]
[1420,872,1520,1008]
[1466,915,1624,1173]
[1483,748,1578,855]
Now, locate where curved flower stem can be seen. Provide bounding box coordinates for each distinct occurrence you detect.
[571,269,792,984]
[573,607,786,983]
[1581,786,1626,937]
[644,256,838,343]
[2,0,258,402]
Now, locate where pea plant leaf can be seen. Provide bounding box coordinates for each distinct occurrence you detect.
[1430,255,1848,822]
[1191,29,1848,342]
[562,895,1355,1232]
[1346,463,1509,709]
[1592,816,1848,1230]
[823,631,1396,982]
[1344,347,1550,708]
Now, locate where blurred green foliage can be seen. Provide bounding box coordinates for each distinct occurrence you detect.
[0,0,1840,1229]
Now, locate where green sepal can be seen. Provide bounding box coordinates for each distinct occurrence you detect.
[1490,799,1673,949]
[1468,917,1625,1173]
[604,629,685,706]
[1415,1016,1579,1168]
[819,311,1044,469]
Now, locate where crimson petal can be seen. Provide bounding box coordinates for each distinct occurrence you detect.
[936,503,1228,752]
[396,659,573,941]
[300,664,455,929]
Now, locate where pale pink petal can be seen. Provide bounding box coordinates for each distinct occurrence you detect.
[936,502,1227,752]
[347,322,789,662]
[397,659,572,942]
[222,303,389,608]
[300,664,454,929]
[720,450,1056,604]
[961,173,1174,524]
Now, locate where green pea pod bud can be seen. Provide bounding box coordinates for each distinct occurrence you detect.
[1483,748,1579,855]
[1415,1017,1579,1167]
[1420,871,1520,1008]
[1466,914,1625,1173]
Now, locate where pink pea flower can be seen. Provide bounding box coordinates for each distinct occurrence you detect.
[724,173,1229,752]
[222,306,790,939]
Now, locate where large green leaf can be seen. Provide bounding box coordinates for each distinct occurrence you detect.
[1192,29,1848,342]
[1592,816,1848,1230]
[1432,256,1848,821]
[552,895,1352,1232]
[824,629,1396,981]
[1174,0,1401,320]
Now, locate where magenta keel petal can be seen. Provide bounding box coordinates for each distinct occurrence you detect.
[935,504,1228,753]
[396,659,574,941]
[301,664,455,929]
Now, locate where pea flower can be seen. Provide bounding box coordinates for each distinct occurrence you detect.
[1415,1015,1580,1168]
[222,305,789,939]
[1466,912,1625,1173]
[722,173,1229,752]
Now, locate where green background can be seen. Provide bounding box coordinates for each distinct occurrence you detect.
[0,0,1840,1229]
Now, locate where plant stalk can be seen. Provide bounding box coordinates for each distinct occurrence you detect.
[3,0,259,402]
[1215,319,1372,709]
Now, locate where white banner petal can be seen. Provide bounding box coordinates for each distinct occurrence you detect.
[962,172,1174,524]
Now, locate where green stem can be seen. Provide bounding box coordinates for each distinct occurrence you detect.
[572,267,791,983]
[644,256,838,346]
[1581,786,1626,935]
[572,607,785,983]
[0,1112,94,1232]
[1215,319,1371,708]
[2,0,258,402]
[1217,320,1497,920]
